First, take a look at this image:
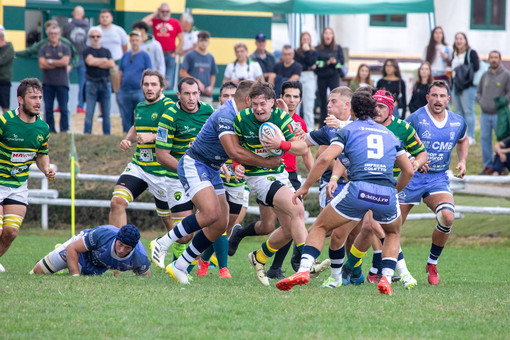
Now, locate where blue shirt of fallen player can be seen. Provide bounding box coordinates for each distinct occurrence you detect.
[69,225,150,275]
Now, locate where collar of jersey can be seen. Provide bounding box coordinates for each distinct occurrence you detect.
[424,104,448,129]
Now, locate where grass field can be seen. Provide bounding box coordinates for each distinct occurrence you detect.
[1,231,510,339]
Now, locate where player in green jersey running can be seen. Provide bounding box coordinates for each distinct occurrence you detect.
[0,78,55,273]
[109,70,174,233]
[152,77,215,268]
[234,82,309,286]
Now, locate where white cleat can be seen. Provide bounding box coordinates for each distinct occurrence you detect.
[322,276,342,288]
[166,261,189,284]
[401,272,418,290]
[150,238,168,269]
[247,251,269,286]
[310,259,331,279]
[0,263,5,273]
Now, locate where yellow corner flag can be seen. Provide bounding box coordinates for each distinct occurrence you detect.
[70,133,79,236]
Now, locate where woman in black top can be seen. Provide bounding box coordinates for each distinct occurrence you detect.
[294,32,317,130]
[315,27,344,127]
[376,59,406,118]
[409,62,433,113]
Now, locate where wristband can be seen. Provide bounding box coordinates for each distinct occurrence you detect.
[331,176,339,182]
[232,161,241,169]
[279,140,292,152]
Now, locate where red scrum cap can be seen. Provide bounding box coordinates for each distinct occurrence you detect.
[373,90,394,115]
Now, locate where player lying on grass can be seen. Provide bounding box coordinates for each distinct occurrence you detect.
[32,224,150,276]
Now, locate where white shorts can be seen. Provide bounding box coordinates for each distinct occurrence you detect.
[0,182,29,205]
[225,185,245,206]
[120,162,168,202]
[242,187,250,208]
[245,171,293,206]
[44,232,84,273]
[167,177,192,209]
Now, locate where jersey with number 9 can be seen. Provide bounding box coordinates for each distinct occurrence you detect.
[330,118,404,187]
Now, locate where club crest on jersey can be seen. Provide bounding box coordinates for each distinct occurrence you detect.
[422,130,431,139]
[174,192,182,200]
[37,135,44,143]
[267,176,276,181]
[450,132,455,140]
[151,113,158,121]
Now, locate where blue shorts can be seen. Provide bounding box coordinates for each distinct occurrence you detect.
[177,155,225,200]
[331,181,400,224]
[398,172,452,205]
[319,182,346,209]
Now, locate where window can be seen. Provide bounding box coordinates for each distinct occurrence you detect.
[471,0,506,30]
[370,14,406,27]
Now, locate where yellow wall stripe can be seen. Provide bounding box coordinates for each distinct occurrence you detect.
[207,37,272,65]
[191,9,272,17]
[116,0,185,13]
[6,30,25,51]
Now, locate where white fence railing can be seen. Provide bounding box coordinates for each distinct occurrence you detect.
[28,166,510,229]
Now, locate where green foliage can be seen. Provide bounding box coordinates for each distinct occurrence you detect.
[1,235,510,339]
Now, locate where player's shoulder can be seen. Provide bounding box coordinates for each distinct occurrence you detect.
[198,101,215,114]
[236,108,251,122]
[0,110,14,125]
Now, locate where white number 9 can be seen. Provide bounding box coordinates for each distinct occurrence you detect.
[367,134,383,159]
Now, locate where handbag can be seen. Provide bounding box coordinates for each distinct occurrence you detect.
[453,61,474,93]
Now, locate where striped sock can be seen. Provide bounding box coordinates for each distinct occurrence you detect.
[255,240,278,264]
[381,257,397,281]
[175,231,213,271]
[371,250,382,275]
[345,245,366,274]
[428,243,444,265]
[329,246,345,281]
[299,245,320,272]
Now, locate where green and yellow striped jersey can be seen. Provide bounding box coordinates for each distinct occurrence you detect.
[156,101,214,178]
[0,110,49,188]
[131,97,174,177]
[387,117,426,177]
[221,159,245,187]
[234,107,295,176]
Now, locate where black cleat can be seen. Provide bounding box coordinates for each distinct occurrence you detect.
[228,224,243,256]
[266,267,286,279]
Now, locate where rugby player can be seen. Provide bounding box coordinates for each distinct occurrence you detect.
[109,70,174,233]
[276,91,413,295]
[151,80,280,284]
[32,224,150,276]
[399,80,469,285]
[0,78,55,273]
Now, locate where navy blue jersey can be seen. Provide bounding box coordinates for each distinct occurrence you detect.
[406,105,467,173]
[79,225,150,275]
[331,118,404,187]
[187,99,237,170]
[308,125,349,188]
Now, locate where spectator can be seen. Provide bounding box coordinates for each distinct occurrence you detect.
[409,62,433,113]
[83,27,114,135]
[268,44,302,97]
[0,25,14,113]
[349,63,372,91]
[250,33,276,82]
[63,6,89,114]
[223,42,263,84]
[492,136,510,176]
[38,24,71,133]
[294,31,317,130]
[424,26,451,83]
[143,2,183,89]
[117,31,152,133]
[476,50,510,174]
[132,21,165,76]
[179,13,198,56]
[315,27,345,127]
[180,31,217,106]
[451,32,479,145]
[97,9,128,93]
[376,59,406,119]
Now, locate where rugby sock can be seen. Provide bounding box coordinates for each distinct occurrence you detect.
[255,240,278,264]
[175,231,213,272]
[269,241,291,271]
[396,247,409,275]
[344,245,366,275]
[212,233,228,269]
[381,257,397,281]
[159,215,202,248]
[296,242,305,254]
[329,246,345,281]
[237,222,258,238]
[370,250,382,275]
[187,259,198,274]
[201,245,214,262]
[427,243,444,265]
[298,245,320,272]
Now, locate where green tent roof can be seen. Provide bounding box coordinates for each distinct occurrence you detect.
[186,0,434,15]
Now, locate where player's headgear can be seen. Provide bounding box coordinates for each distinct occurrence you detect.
[116,224,140,247]
[373,90,394,116]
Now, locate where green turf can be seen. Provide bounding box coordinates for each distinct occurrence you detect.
[1,234,509,339]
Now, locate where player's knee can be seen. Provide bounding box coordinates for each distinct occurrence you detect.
[258,220,276,234]
[32,261,45,274]
[435,202,455,233]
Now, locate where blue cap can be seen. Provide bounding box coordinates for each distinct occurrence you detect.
[116,224,140,248]
[255,33,266,41]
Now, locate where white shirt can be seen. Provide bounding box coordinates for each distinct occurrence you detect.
[430,44,451,75]
[451,51,466,78]
[223,60,263,81]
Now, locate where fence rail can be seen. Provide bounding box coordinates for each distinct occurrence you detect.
[28,166,510,229]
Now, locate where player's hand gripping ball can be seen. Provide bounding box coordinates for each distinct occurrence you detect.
[259,122,285,157]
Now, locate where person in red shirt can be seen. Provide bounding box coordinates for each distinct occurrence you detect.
[143,3,183,89]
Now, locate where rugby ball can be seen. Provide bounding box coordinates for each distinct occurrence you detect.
[259,122,285,157]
